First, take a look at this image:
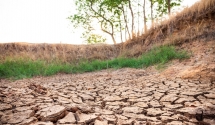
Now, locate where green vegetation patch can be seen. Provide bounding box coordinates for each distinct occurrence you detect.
[0,45,189,80]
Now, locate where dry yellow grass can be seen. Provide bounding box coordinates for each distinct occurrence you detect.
[0,43,121,63]
[0,0,215,62]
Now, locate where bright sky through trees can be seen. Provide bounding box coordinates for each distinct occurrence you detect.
[0,0,199,44]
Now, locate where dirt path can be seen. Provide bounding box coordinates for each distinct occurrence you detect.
[0,67,215,125]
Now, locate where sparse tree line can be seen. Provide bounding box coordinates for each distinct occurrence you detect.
[68,0,183,44]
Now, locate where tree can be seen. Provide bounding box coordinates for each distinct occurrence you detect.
[69,0,126,44]
[128,0,134,37]
[143,0,147,33]
[167,0,171,15]
[118,5,131,39]
[149,0,156,28]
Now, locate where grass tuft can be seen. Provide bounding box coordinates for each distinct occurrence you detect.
[0,45,189,80]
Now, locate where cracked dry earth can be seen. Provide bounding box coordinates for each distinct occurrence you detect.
[0,68,215,125]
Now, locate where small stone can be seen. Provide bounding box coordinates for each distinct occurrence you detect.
[58,112,76,124]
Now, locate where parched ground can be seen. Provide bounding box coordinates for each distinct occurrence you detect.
[0,41,215,125]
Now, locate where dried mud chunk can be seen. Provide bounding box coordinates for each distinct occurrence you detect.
[76,112,97,124]
[57,112,76,124]
[38,105,66,122]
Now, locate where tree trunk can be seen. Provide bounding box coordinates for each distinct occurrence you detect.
[121,6,131,39]
[119,20,123,43]
[167,0,172,35]
[143,0,147,33]
[128,0,134,37]
[137,0,140,36]
[111,34,117,44]
[150,0,154,28]
[100,20,116,44]
[168,0,171,15]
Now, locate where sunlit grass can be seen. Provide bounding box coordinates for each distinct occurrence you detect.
[0,45,189,80]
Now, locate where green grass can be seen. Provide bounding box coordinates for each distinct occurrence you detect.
[0,45,189,80]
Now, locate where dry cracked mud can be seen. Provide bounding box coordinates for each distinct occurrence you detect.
[0,68,215,125]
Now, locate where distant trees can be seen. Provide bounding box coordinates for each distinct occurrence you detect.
[69,0,183,44]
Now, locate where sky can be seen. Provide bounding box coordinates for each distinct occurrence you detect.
[0,0,199,44]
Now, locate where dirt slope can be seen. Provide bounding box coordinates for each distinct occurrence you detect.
[161,40,215,82]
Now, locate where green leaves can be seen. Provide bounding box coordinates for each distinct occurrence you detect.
[155,0,183,17]
[86,34,106,44]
